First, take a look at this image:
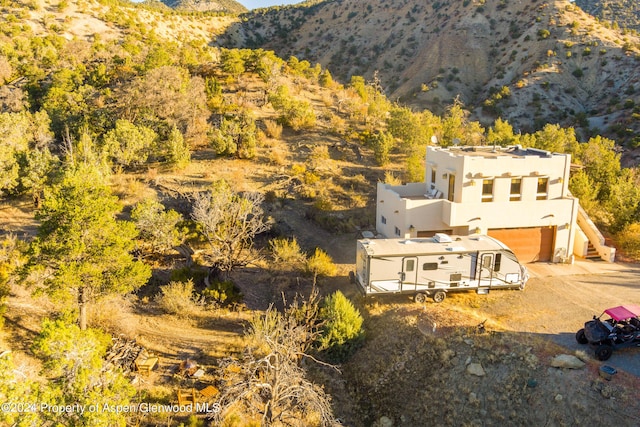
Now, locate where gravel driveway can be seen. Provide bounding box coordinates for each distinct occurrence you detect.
[469,260,640,376]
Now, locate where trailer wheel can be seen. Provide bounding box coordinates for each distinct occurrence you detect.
[414,293,427,304]
[575,328,588,345]
[432,290,446,303]
[595,344,613,361]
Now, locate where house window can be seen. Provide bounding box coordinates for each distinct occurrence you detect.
[536,177,549,200]
[510,178,522,201]
[395,226,401,236]
[447,174,455,202]
[481,179,494,202]
[430,168,436,189]
[381,215,387,224]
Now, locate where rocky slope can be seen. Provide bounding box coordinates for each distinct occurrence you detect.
[158,0,247,13]
[575,0,640,31]
[218,0,640,142]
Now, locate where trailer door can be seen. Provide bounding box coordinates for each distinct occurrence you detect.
[401,257,418,291]
[478,253,494,291]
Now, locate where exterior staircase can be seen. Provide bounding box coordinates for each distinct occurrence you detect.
[585,242,601,260]
[575,205,615,262]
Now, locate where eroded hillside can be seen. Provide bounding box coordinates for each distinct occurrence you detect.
[575,0,640,31]
[219,0,640,142]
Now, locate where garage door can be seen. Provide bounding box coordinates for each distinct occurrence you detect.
[488,226,555,263]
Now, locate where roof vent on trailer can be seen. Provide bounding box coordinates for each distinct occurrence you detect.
[433,233,453,243]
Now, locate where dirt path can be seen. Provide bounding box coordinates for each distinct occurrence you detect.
[271,199,357,265]
[132,312,248,364]
[439,261,640,375]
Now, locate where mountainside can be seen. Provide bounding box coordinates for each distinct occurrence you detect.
[575,0,640,31]
[218,0,640,142]
[0,0,238,46]
[158,0,247,13]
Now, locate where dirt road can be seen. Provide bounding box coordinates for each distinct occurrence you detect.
[456,260,640,375]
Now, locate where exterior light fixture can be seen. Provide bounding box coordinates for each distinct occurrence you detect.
[409,224,416,233]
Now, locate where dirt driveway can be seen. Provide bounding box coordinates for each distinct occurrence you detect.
[463,260,640,376]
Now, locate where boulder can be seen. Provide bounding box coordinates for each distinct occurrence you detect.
[466,362,486,376]
[378,416,393,427]
[550,354,585,369]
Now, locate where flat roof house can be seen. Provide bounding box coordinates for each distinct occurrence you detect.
[376,145,614,263]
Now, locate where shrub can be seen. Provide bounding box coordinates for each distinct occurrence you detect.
[305,248,337,280]
[366,131,395,166]
[165,126,190,169]
[537,29,550,40]
[269,237,306,271]
[170,266,208,285]
[201,279,242,305]
[269,142,289,165]
[156,279,201,316]
[310,145,330,162]
[318,291,364,362]
[616,223,640,261]
[406,152,425,182]
[263,119,282,139]
[269,85,316,131]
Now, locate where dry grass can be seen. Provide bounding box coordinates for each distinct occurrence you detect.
[87,295,138,336]
[266,139,290,166]
[0,197,39,237]
[155,279,204,318]
[263,119,283,139]
[110,173,155,207]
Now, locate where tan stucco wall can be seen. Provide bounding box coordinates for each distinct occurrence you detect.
[376,146,579,262]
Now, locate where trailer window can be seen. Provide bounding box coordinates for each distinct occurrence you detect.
[482,255,492,269]
[494,253,502,272]
[422,262,438,271]
[405,259,415,271]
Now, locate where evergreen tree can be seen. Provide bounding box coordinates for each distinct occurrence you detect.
[33,319,135,427]
[318,291,364,362]
[24,164,151,329]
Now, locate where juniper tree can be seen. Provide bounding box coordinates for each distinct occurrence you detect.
[24,164,151,329]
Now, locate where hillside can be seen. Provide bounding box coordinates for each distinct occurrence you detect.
[2,0,640,425]
[218,0,640,143]
[158,0,247,13]
[575,0,640,31]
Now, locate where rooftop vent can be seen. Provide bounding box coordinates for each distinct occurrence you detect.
[433,233,453,243]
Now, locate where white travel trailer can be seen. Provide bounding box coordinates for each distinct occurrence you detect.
[354,234,528,303]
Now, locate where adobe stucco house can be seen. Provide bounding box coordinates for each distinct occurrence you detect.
[376,145,615,263]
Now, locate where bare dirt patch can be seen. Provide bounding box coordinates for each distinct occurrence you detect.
[0,197,38,238]
[315,299,640,427]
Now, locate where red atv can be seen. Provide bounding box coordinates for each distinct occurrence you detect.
[575,305,640,361]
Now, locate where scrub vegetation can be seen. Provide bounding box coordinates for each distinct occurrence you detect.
[1,0,640,426]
